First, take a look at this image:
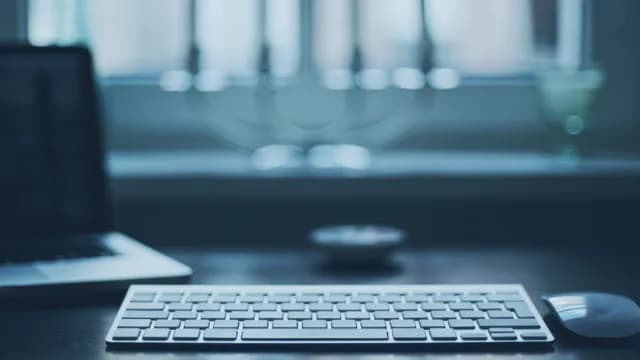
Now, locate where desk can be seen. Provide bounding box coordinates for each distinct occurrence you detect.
[3,247,640,359]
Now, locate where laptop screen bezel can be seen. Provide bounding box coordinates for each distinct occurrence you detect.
[0,45,113,242]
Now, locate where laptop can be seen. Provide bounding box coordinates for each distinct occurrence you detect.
[0,45,191,297]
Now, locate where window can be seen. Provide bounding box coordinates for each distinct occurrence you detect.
[30,0,560,76]
[27,0,585,153]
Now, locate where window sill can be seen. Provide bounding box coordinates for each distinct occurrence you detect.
[109,150,640,201]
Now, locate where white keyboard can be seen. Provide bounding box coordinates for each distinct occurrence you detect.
[106,284,554,349]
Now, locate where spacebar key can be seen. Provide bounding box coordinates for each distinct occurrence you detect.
[242,329,388,340]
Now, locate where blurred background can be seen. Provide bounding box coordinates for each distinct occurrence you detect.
[3,0,640,248]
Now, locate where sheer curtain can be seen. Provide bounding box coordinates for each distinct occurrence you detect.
[29,0,537,76]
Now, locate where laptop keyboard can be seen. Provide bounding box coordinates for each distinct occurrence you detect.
[106,284,553,348]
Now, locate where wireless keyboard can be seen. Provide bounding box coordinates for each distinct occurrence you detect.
[106,284,553,349]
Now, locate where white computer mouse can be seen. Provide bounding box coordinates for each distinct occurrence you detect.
[542,292,640,338]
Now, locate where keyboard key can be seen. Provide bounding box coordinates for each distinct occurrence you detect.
[406,295,430,302]
[112,328,140,340]
[419,320,446,328]
[477,319,540,329]
[280,303,305,311]
[266,295,291,303]
[239,295,264,303]
[374,311,399,320]
[331,320,356,328]
[393,303,418,311]
[402,311,429,319]
[201,311,226,320]
[167,303,192,311]
[203,329,237,340]
[351,295,375,303]
[390,320,416,328]
[448,319,475,329]
[430,311,457,320]
[118,319,151,328]
[365,303,389,311]
[459,311,486,319]
[379,295,402,303]
[242,329,389,340]
[127,302,164,310]
[490,333,518,340]
[184,320,210,328]
[213,320,239,328]
[309,303,333,311]
[449,302,474,311]
[488,311,514,319]
[317,311,341,320]
[461,332,488,340]
[345,311,370,320]
[287,311,312,320]
[296,295,319,303]
[302,320,327,328]
[172,311,197,320]
[487,294,523,302]
[336,303,361,311]
[123,311,169,320]
[324,295,347,303]
[460,295,485,302]
[243,320,268,328]
[477,302,503,311]
[504,301,535,318]
[259,311,284,320]
[229,311,255,320]
[143,328,170,340]
[211,295,236,303]
[173,328,200,340]
[520,331,548,340]
[195,303,221,311]
[421,303,447,311]
[429,328,457,340]
[131,293,155,302]
[225,303,249,311]
[272,320,298,328]
[185,294,210,303]
[154,320,181,328]
[392,329,426,340]
[361,320,386,328]
[489,327,515,333]
[432,295,456,303]
[158,294,182,303]
[253,303,278,312]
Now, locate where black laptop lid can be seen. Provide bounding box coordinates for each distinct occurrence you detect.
[0,46,111,243]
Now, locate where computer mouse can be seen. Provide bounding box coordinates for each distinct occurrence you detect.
[542,292,640,338]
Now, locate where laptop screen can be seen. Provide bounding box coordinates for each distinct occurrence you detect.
[0,47,110,242]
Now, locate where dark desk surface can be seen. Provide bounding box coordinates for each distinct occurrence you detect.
[4,247,640,359]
